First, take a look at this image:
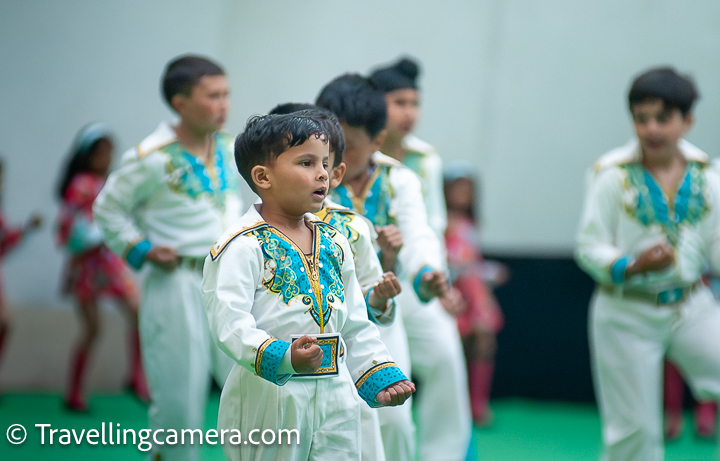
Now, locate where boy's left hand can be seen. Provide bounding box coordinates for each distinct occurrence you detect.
[376,379,416,406]
[419,270,449,300]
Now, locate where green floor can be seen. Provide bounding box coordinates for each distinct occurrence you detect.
[0,393,716,460]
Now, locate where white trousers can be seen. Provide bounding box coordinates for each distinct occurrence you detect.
[140,266,235,461]
[375,307,415,461]
[591,286,720,461]
[400,283,472,461]
[219,362,361,461]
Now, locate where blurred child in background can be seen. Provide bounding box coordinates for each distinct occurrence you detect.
[55,123,146,411]
[0,157,42,393]
[444,162,507,427]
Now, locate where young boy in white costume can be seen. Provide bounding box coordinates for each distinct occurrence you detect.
[202,111,414,461]
[93,55,240,461]
[317,73,450,461]
[268,103,401,461]
[369,58,472,461]
[576,67,720,461]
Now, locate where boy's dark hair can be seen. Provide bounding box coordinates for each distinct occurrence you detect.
[235,112,330,192]
[628,67,698,116]
[316,74,387,139]
[269,103,345,167]
[369,57,421,92]
[161,55,225,108]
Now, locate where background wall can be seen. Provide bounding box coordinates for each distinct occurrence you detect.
[2,1,720,395]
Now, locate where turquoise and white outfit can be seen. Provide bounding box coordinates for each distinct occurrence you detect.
[576,139,720,461]
[316,198,396,461]
[202,204,407,461]
[398,136,472,461]
[332,151,462,461]
[93,121,242,461]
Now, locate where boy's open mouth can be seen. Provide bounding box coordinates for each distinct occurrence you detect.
[312,187,327,199]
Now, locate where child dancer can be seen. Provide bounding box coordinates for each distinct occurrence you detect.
[317,73,450,461]
[576,67,720,460]
[370,57,472,460]
[56,123,147,410]
[0,158,41,391]
[203,111,413,461]
[444,162,506,427]
[94,55,241,461]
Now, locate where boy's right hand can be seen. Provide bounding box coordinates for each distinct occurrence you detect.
[291,335,323,374]
[627,243,674,275]
[145,246,179,271]
[376,379,416,406]
[376,225,403,272]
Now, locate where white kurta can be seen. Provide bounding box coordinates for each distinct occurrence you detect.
[398,137,471,461]
[576,139,720,461]
[331,151,469,461]
[202,205,408,461]
[93,122,242,461]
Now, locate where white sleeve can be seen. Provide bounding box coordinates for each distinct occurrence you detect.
[574,168,625,285]
[337,236,408,407]
[392,167,445,278]
[202,238,293,386]
[423,153,448,238]
[92,149,163,262]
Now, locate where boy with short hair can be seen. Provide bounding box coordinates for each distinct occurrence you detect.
[317,73,449,461]
[203,111,414,461]
[94,54,240,461]
[576,66,720,460]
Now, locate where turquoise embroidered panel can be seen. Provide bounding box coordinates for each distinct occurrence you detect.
[622,162,708,246]
[324,211,360,245]
[255,337,291,385]
[355,362,407,408]
[161,133,236,209]
[248,224,345,330]
[331,164,395,227]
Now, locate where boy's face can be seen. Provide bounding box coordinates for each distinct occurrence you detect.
[254,136,329,214]
[631,98,693,160]
[341,123,386,181]
[385,88,420,139]
[173,75,230,134]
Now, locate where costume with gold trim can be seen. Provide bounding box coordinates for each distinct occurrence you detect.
[203,204,406,404]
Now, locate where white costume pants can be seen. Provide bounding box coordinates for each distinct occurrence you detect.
[219,362,361,461]
[400,283,472,461]
[375,305,415,461]
[591,287,720,461]
[140,266,234,461]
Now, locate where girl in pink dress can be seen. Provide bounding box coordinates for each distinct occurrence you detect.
[444,163,507,426]
[0,158,42,391]
[55,124,147,410]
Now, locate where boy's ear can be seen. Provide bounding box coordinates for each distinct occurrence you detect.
[170,93,186,114]
[372,129,388,151]
[682,112,695,133]
[251,165,272,191]
[330,162,347,189]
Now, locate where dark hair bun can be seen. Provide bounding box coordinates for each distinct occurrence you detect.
[395,58,420,80]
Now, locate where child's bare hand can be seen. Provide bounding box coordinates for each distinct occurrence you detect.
[376,225,403,271]
[291,335,323,374]
[439,288,466,316]
[368,272,402,310]
[376,379,416,406]
[145,246,179,271]
[419,269,449,300]
[628,243,674,275]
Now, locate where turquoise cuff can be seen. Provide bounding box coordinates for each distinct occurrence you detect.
[413,265,435,303]
[355,362,407,408]
[126,240,152,270]
[255,338,292,385]
[611,256,630,284]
